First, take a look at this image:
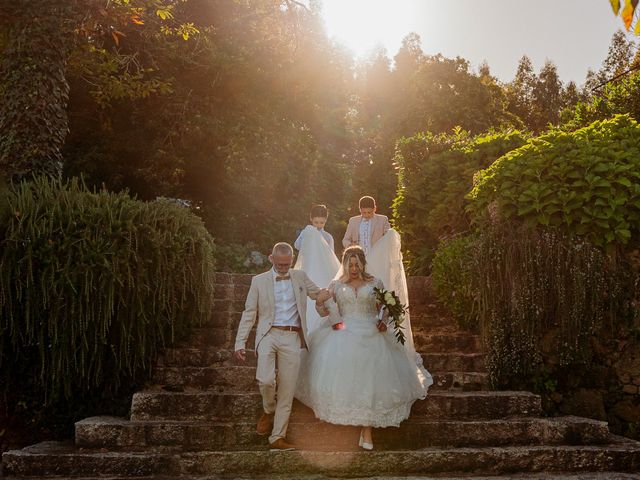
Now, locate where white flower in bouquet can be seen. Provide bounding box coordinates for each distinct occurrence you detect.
[373,286,406,345]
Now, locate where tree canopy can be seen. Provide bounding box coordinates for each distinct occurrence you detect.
[1,2,635,253]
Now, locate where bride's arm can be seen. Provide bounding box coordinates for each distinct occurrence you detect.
[323,296,343,330]
[315,282,343,329]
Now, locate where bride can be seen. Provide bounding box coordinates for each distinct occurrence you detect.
[295,243,433,450]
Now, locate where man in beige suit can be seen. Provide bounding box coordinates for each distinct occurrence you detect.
[234,242,326,451]
[342,195,391,254]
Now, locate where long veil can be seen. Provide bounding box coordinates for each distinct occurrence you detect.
[294,226,341,335]
[366,229,433,391]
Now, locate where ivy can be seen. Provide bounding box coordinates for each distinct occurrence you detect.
[0,0,72,180]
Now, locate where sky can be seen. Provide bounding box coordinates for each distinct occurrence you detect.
[319,0,633,85]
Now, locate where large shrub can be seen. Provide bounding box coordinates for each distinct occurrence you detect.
[393,129,527,274]
[0,177,216,399]
[431,235,478,331]
[468,115,640,249]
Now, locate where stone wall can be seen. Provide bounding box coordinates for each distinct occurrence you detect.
[538,326,640,440]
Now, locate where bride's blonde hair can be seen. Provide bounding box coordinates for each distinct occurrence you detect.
[338,246,374,283]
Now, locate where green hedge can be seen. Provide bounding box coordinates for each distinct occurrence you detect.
[0,177,216,399]
[468,114,640,249]
[393,129,527,274]
[431,235,478,331]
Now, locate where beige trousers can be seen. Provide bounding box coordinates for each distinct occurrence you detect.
[256,328,302,444]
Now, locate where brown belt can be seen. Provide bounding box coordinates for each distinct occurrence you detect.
[271,325,302,332]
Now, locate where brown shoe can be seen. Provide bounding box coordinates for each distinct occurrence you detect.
[256,412,274,435]
[269,438,296,451]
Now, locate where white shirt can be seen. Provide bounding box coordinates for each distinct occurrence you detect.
[272,268,300,327]
[359,218,372,255]
[294,227,335,252]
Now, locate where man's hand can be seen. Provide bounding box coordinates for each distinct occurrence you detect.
[234,349,246,362]
[316,288,331,303]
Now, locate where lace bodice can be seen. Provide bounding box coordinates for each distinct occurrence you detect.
[330,278,383,320]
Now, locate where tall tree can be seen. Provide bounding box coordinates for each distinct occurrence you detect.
[506,55,536,129]
[585,29,637,91]
[561,81,584,111]
[531,60,563,131]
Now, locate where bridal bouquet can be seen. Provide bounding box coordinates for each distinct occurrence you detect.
[373,287,406,345]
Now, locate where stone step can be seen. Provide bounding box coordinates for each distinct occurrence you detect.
[413,332,482,353]
[425,352,485,372]
[75,415,611,451]
[407,313,460,330]
[158,348,485,373]
[150,365,488,392]
[6,475,640,480]
[158,347,233,368]
[179,327,481,354]
[7,474,640,480]
[2,441,169,477]
[129,442,640,476]
[212,273,435,302]
[130,391,542,422]
[198,311,468,337]
[197,315,461,335]
[6,440,640,477]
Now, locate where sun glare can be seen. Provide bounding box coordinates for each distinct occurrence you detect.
[320,0,420,58]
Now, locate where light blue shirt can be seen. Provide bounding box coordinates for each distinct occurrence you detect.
[359,218,372,254]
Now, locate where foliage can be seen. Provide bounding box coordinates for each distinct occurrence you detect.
[563,70,640,129]
[0,176,216,398]
[0,0,71,179]
[584,30,638,92]
[0,0,199,180]
[61,0,358,250]
[472,223,629,388]
[213,242,270,274]
[351,41,520,210]
[393,128,527,274]
[610,0,640,34]
[505,56,580,132]
[468,115,640,249]
[431,235,478,331]
[373,286,407,345]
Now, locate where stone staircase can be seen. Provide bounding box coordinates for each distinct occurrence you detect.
[3,273,640,478]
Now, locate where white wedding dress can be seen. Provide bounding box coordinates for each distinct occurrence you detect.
[296,275,432,427]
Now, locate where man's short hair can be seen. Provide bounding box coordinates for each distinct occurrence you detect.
[310,204,328,218]
[359,196,376,209]
[272,242,294,256]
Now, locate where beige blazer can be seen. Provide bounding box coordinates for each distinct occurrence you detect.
[234,269,321,352]
[342,214,391,250]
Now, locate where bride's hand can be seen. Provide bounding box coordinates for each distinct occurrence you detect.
[376,320,387,333]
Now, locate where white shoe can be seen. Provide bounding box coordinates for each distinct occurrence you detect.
[358,430,373,450]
